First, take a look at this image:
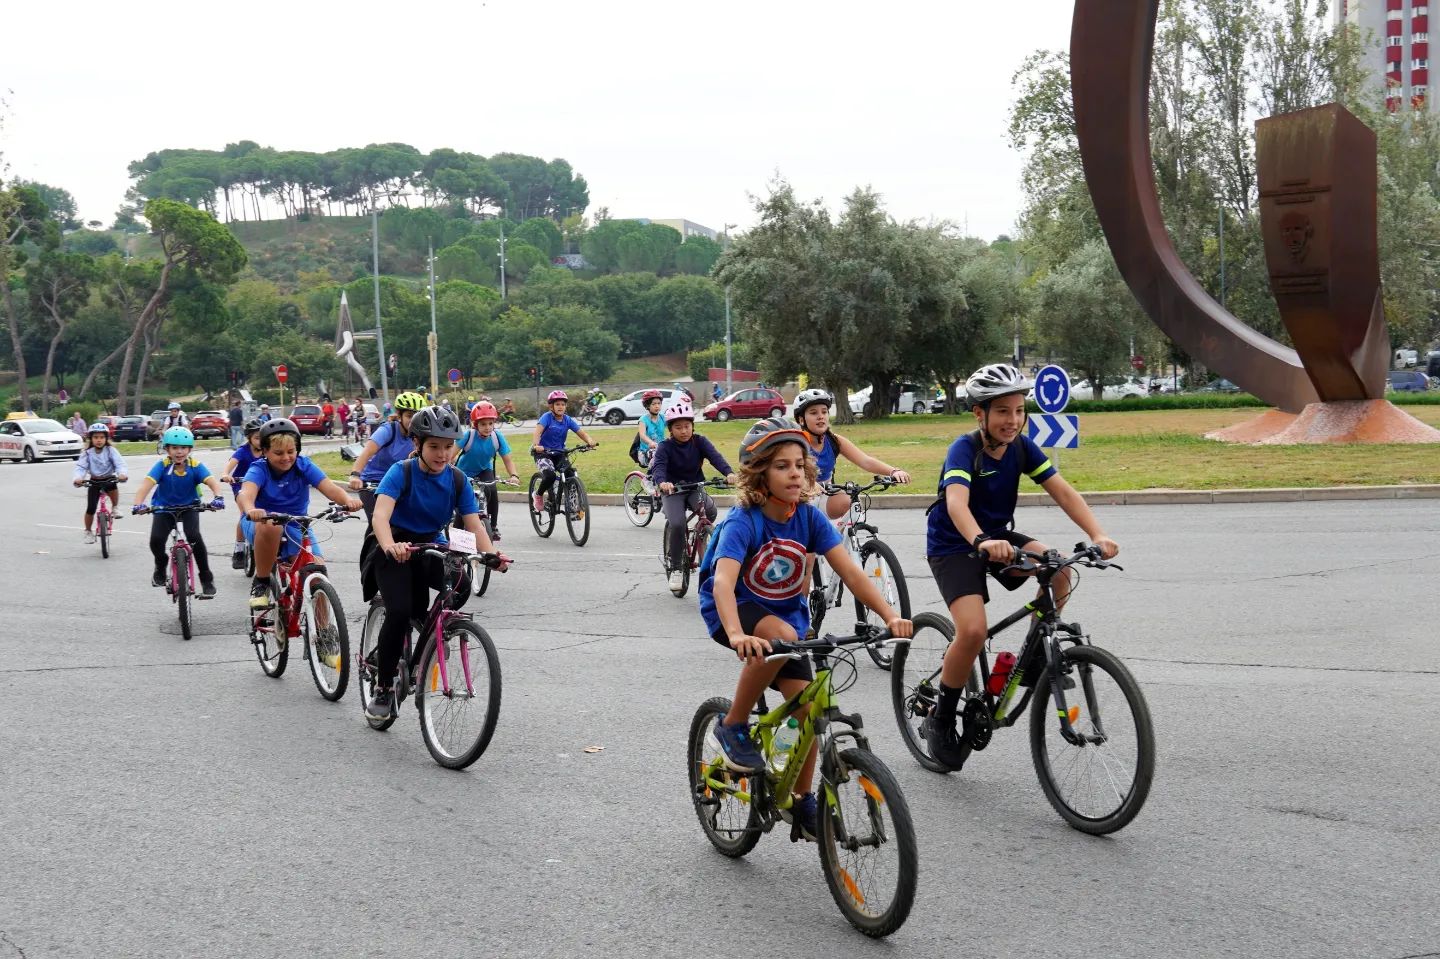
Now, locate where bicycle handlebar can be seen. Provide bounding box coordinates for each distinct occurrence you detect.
[134,501,223,515]
[80,477,127,486]
[402,542,511,572]
[975,542,1124,575]
[536,445,596,456]
[820,475,900,497]
[667,477,732,493]
[762,626,905,662]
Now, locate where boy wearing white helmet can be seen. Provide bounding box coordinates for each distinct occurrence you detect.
[651,398,735,593]
[922,363,1119,771]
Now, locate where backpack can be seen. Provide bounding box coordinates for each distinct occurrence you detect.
[924,430,1030,520]
[396,457,467,527]
[697,505,768,587]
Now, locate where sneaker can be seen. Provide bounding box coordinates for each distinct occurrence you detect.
[249,578,273,609]
[787,792,819,840]
[531,494,545,513]
[230,550,245,570]
[151,568,167,588]
[668,569,684,592]
[922,711,969,772]
[84,530,96,545]
[366,686,395,721]
[200,578,216,599]
[713,720,764,772]
[490,528,501,543]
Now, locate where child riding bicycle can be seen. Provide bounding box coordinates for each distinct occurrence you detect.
[131,426,226,596]
[73,422,127,543]
[697,417,912,839]
[922,363,1119,770]
[219,417,263,569]
[652,398,735,594]
[349,391,427,502]
[366,406,510,720]
[792,389,911,520]
[238,418,363,610]
[529,390,599,513]
[453,401,521,540]
[632,390,666,469]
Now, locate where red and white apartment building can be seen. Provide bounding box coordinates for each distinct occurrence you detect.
[1337,0,1431,112]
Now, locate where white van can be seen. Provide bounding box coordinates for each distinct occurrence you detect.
[1394,348,1419,369]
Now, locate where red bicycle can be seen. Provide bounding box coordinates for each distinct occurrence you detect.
[660,477,731,599]
[248,505,361,701]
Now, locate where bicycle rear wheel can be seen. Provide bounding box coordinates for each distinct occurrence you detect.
[302,577,349,701]
[528,474,554,538]
[564,476,590,547]
[622,472,655,527]
[853,540,909,670]
[172,546,192,641]
[818,747,918,938]
[251,577,288,678]
[474,516,494,597]
[98,510,110,559]
[687,697,761,858]
[357,600,396,731]
[416,619,502,769]
[243,542,255,577]
[1029,644,1155,834]
[889,612,977,774]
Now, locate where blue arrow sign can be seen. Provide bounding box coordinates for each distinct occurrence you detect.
[1028,413,1080,449]
[1034,365,1071,414]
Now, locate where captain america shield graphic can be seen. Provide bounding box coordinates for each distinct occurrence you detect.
[742,538,809,601]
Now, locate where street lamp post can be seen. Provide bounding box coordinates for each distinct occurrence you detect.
[723,223,736,395]
[498,224,508,299]
[427,236,439,400]
[371,208,390,405]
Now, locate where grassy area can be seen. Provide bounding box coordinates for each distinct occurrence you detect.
[610,353,688,383]
[305,405,1440,493]
[115,438,235,455]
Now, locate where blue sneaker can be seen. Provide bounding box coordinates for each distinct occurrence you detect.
[789,792,819,840]
[713,720,764,772]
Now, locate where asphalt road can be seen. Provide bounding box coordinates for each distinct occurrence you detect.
[1,447,1436,958]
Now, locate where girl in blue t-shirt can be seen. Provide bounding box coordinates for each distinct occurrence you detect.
[349,391,427,491]
[696,418,912,839]
[365,406,510,721]
[131,427,227,595]
[792,389,911,519]
[527,390,598,514]
[633,390,666,468]
[219,417,263,569]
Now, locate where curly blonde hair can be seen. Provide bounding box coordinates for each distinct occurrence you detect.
[735,438,817,507]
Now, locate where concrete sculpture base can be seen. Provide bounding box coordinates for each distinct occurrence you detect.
[1207,400,1440,445]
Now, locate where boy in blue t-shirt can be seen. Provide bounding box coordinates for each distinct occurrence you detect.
[219,418,263,569]
[696,418,911,840]
[131,427,227,595]
[453,401,520,540]
[922,364,1119,770]
[527,390,598,514]
[238,418,362,609]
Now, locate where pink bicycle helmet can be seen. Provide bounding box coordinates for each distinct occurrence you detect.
[663,399,695,424]
[546,390,568,403]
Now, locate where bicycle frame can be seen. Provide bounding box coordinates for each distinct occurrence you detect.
[274,524,324,640]
[169,535,196,599]
[397,547,487,699]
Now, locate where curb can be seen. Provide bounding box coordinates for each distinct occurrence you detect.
[496,484,1440,508]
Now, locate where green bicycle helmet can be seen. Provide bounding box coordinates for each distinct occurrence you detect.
[394,391,426,413]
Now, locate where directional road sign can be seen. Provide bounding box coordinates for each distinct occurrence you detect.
[1034,365,1071,414]
[1028,413,1080,449]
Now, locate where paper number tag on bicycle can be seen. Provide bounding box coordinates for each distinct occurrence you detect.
[448,527,478,554]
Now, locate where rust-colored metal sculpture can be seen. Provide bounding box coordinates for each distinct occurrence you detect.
[1255,106,1388,401]
[1071,0,1321,412]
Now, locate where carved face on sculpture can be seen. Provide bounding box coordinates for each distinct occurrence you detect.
[1279,211,1314,263]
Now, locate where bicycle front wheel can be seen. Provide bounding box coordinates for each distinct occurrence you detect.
[252,577,288,678]
[1029,644,1155,834]
[243,543,255,577]
[172,546,192,641]
[622,472,654,527]
[818,747,918,938]
[302,577,350,701]
[564,476,590,547]
[357,601,396,731]
[687,697,761,858]
[528,474,554,538]
[416,620,502,769]
[890,612,976,774]
[98,511,110,559]
[853,539,909,670]
[474,516,494,597]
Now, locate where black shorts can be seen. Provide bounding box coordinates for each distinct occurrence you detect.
[709,602,813,685]
[928,531,1037,606]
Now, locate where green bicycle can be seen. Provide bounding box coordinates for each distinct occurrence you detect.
[688,627,918,938]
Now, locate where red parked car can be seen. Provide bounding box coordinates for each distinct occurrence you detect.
[289,404,328,435]
[701,387,789,422]
[189,410,229,439]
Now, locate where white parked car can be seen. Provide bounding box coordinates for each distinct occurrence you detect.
[1071,376,1148,401]
[0,418,84,462]
[848,383,932,417]
[592,388,681,425]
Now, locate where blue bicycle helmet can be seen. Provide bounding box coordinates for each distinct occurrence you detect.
[87,422,110,435]
[161,426,195,447]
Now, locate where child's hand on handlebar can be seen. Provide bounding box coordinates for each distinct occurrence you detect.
[980,539,1017,564]
[1093,536,1119,560]
[728,634,772,661]
[385,542,411,563]
[886,617,913,639]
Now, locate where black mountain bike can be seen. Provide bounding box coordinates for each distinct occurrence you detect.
[527,445,594,547]
[890,543,1155,834]
[659,477,730,598]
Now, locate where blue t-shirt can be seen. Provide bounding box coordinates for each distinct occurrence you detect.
[376,460,479,535]
[925,433,1057,557]
[360,421,413,482]
[536,411,581,451]
[699,503,844,640]
[147,457,212,508]
[229,445,260,494]
[243,455,329,516]
[455,428,511,477]
[808,431,839,483]
[640,413,665,445]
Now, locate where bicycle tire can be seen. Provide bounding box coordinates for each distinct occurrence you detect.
[173,546,192,641]
[302,577,350,701]
[818,747,918,938]
[98,511,110,559]
[687,697,762,858]
[416,619,502,769]
[854,540,910,670]
[475,516,494,597]
[528,474,554,538]
[1029,644,1155,835]
[243,543,255,577]
[622,471,654,527]
[889,611,979,774]
[254,577,289,678]
[564,476,590,547]
[358,601,396,731]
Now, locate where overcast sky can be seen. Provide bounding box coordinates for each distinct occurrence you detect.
[3,0,1075,240]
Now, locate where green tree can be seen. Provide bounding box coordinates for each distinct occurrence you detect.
[27,251,99,411]
[581,219,646,272]
[675,235,723,275]
[503,241,548,281]
[17,182,80,231]
[512,217,563,258]
[1032,241,1149,398]
[436,244,493,285]
[0,184,56,412]
[643,275,726,353]
[483,304,620,385]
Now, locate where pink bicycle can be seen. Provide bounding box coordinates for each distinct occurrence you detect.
[357,543,507,768]
[81,476,125,559]
[133,502,224,641]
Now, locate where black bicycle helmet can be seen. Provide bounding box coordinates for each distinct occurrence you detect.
[739,416,810,467]
[409,405,464,442]
[258,417,302,451]
[242,417,263,434]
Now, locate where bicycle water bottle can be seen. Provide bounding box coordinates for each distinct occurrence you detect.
[987,651,1017,696]
[773,717,800,765]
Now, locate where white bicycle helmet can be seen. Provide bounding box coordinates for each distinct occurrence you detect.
[964,363,1033,405]
[792,388,833,422]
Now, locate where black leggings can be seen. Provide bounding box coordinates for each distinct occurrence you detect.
[373,529,470,686]
[533,451,571,498]
[149,511,213,582]
[474,468,500,528]
[663,490,715,569]
[85,480,118,516]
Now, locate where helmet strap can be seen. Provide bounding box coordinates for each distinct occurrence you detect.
[764,491,797,521]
